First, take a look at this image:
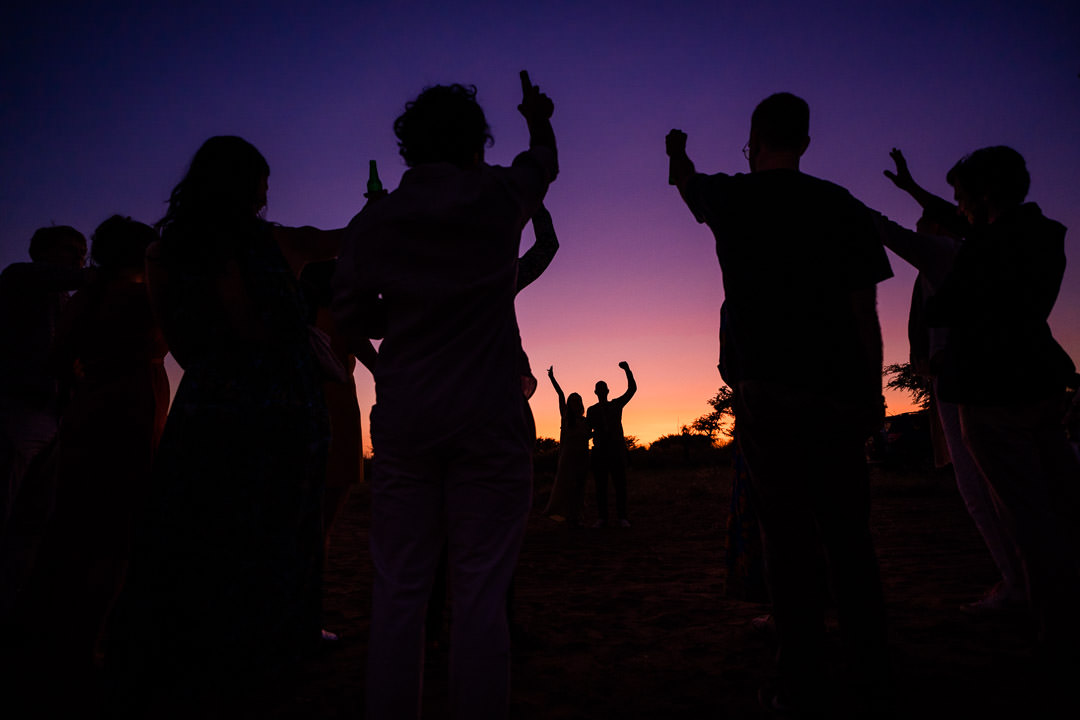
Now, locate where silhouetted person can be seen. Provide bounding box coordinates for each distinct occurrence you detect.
[877,162,1027,612]
[425,202,560,650]
[11,216,167,715]
[332,74,557,720]
[718,304,768,603]
[544,366,588,526]
[0,226,86,531]
[884,145,1080,657]
[0,226,86,621]
[667,92,894,715]
[586,361,636,528]
[300,258,377,644]
[105,136,344,716]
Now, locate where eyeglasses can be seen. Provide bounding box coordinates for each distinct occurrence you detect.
[742,142,750,160]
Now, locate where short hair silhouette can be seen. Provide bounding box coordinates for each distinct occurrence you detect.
[594,381,608,396]
[158,135,270,233]
[946,146,1030,210]
[28,225,86,263]
[751,92,809,151]
[394,84,494,168]
[90,215,157,270]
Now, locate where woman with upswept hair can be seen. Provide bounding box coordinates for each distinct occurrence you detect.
[106,136,345,713]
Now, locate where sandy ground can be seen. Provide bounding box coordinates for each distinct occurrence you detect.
[224,461,1069,719]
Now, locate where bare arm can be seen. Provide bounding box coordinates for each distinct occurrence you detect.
[517,204,559,292]
[547,365,566,417]
[615,361,637,404]
[274,225,345,277]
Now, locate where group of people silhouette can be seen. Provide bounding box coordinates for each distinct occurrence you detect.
[544,361,636,528]
[0,69,1077,719]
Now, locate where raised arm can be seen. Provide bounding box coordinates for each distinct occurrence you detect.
[519,70,556,161]
[615,361,637,405]
[547,365,566,417]
[666,129,697,200]
[870,211,958,283]
[517,204,559,293]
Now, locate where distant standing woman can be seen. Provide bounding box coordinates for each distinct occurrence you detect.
[106,136,344,713]
[544,366,589,526]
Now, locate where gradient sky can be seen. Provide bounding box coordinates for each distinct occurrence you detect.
[3,1,1079,449]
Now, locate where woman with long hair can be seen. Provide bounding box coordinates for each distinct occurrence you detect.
[544,366,589,526]
[106,136,343,713]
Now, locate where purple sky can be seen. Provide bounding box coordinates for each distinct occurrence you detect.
[3,1,1079,447]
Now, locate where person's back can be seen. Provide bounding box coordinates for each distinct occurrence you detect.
[344,157,547,447]
[929,200,1071,403]
[0,228,86,407]
[684,166,888,400]
[666,92,893,715]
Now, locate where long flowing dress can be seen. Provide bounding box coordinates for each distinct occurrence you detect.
[105,224,329,708]
[544,414,590,525]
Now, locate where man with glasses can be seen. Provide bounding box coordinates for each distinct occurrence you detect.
[665,92,894,716]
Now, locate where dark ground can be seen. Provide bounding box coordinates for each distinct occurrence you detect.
[227,462,1067,719]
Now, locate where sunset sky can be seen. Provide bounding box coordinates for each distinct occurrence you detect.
[3,1,1079,448]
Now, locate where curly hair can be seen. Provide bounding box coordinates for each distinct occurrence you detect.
[394,84,494,168]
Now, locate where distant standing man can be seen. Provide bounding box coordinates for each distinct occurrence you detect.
[587,361,636,528]
[666,93,894,715]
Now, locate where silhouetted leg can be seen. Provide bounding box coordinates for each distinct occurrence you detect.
[960,400,1080,651]
[611,459,628,521]
[592,456,609,521]
[570,468,587,526]
[736,381,827,710]
[935,383,1023,595]
[445,404,532,720]
[366,441,445,720]
[811,426,890,706]
[426,544,449,647]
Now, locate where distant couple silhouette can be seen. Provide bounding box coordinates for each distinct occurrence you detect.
[545,361,637,528]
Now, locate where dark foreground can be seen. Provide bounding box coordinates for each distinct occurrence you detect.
[189,465,1060,718]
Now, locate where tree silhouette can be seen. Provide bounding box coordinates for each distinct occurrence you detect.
[691,385,736,442]
[883,362,930,410]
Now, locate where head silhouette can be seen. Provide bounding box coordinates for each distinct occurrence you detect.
[394,84,493,169]
[29,226,86,269]
[945,146,1029,223]
[567,392,584,417]
[158,135,270,234]
[90,216,157,272]
[594,381,609,401]
[747,93,810,170]
[750,93,809,151]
